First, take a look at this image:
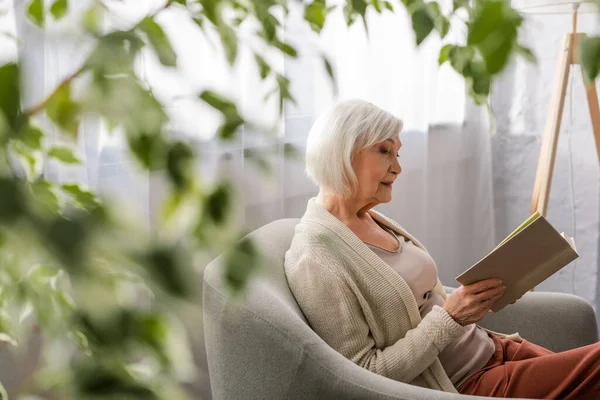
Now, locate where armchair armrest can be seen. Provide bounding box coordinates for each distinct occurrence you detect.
[445,287,598,352]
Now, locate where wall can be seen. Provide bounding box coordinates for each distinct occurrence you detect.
[490,11,600,314]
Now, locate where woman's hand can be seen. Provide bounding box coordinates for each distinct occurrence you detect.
[443,278,506,326]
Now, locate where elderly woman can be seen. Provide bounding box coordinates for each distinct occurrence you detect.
[284,99,600,399]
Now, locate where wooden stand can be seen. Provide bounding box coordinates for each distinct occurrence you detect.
[530,12,600,217]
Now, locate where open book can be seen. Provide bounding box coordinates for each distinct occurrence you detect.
[455,212,578,312]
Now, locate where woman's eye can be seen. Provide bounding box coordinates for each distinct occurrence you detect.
[380,149,390,155]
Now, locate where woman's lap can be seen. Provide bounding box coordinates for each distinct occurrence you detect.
[457,335,600,399]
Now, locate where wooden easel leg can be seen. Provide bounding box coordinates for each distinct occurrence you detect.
[530,35,574,216]
[583,78,600,165]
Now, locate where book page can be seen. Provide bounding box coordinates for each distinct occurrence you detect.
[493,212,541,251]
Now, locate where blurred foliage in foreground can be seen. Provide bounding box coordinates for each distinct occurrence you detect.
[0,0,597,398]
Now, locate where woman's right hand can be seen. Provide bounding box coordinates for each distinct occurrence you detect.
[443,278,506,326]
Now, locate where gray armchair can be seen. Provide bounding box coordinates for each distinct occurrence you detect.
[203,219,598,400]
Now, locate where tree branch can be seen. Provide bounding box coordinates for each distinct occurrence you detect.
[21,64,86,120]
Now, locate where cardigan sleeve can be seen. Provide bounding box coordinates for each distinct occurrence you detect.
[285,255,466,383]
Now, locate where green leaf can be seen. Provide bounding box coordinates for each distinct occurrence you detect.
[411,5,434,45]
[166,142,194,191]
[254,54,271,80]
[343,2,357,26]
[50,0,68,20]
[45,214,89,270]
[30,179,60,214]
[218,24,238,65]
[141,246,193,298]
[203,182,232,224]
[85,31,144,75]
[448,45,475,74]
[453,0,469,11]
[15,122,43,149]
[218,114,244,140]
[27,0,45,28]
[467,0,522,74]
[169,0,187,5]
[46,83,80,136]
[199,90,238,115]
[516,44,536,63]
[223,237,261,293]
[48,146,80,164]
[61,184,100,210]
[372,0,382,12]
[127,133,166,170]
[579,36,600,82]
[351,0,368,16]
[0,63,21,132]
[0,178,25,224]
[273,39,297,58]
[438,44,454,65]
[384,0,394,11]
[273,74,295,115]
[139,17,177,67]
[304,1,327,33]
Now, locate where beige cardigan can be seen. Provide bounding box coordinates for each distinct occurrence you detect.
[284,198,520,393]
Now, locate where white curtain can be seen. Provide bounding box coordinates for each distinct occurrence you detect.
[10,0,495,283]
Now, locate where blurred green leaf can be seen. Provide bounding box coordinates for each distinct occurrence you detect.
[75,359,157,399]
[199,90,245,139]
[579,36,600,82]
[15,122,43,149]
[199,90,238,115]
[166,142,194,191]
[275,73,295,114]
[218,24,238,65]
[0,63,21,132]
[467,0,522,74]
[27,0,45,27]
[438,44,454,65]
[254,54,271,80]
[411,5,434,45]
[516,44,536,63]
[218,114,244,140]
[453,0,469,11]
[203,182,232,224]
[372,0,382,12]
[61,183,100,210]
[50,0,68,20]
[343,1,357,26]
[48,146,80,164]
[140,246,193,298]
[223,237,260,293]
[83,5,100,33]
[0,178,25,224]
[139,17,177,67]
[45,213,93,270]
[351,0,368,16]
[466,60,491,104]
[127,133,166,170]
[30,179,60,214]
[169,0,187,5]
[83,76,167,135]
[272,38,297,58]
[135,312,169,366]
[46,83,80,136]
[304,1,327,33]
[384,0,394,10]
[86,31,144,75]
[448,45,475,74]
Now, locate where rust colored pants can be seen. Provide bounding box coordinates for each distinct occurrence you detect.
[457,335,600,399]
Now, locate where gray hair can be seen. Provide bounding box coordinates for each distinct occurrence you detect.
[305,99,403,197]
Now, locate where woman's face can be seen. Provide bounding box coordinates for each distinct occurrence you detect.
[352,136,402,205]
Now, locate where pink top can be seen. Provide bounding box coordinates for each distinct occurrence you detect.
[366,226,495,387]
